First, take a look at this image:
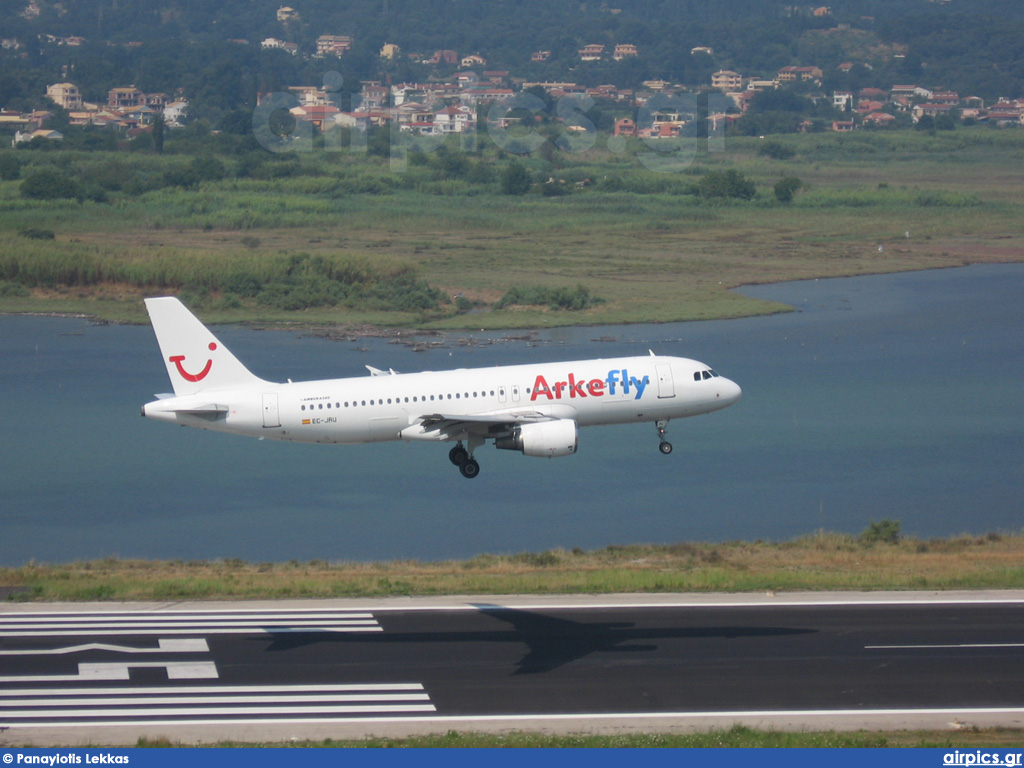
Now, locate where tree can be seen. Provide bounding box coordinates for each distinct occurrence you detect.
[858,519,901,545]
[152,114,165,154]
[0,153,20,181]
[697,170,755,200]
[20,168,82,201]
[500,160,531,196]
[773,176,803,203]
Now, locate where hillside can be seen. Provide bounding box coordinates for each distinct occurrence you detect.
[2,0,1023,122]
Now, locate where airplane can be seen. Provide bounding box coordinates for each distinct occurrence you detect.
[141,297,742,478]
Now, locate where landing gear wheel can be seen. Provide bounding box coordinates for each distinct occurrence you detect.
[655,419,672,455]
[459,458,480,478]
[449,444,469,466]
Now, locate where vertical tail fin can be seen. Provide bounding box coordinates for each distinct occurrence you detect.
[145,297,269,396]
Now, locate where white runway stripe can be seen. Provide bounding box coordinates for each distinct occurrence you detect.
[2,693,432,707]
[0,660,220,683]
[0,610,383,636]
[0,703,438,720]
[0,614,378,618]
[0,683,435,724]
[0,612,375,623]
[0,683,428,696]
[0,626,382,637]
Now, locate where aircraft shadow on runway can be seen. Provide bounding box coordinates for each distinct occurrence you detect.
[259,605,816,675]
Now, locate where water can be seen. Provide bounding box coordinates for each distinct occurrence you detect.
[2,264,1022,565]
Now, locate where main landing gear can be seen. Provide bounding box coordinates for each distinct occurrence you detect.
[656,419,673,455]
[449,442,480,479]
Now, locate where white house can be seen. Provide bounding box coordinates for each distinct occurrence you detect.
[433,105,474,133]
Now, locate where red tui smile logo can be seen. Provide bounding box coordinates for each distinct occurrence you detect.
[169,343,217,382]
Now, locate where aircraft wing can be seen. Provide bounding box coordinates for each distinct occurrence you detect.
[410,409,557,441]
[419,409,552,427]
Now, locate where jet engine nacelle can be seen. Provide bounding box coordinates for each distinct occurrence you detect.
[495,419,578,458]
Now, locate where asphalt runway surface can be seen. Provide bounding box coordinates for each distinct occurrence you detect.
[2,592,1023,745]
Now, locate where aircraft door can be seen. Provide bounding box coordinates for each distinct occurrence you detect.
[656,364,675,399]
[262,393,281,428]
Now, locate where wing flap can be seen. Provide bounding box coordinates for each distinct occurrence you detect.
[419,409,550,427]
[402,408,565,443]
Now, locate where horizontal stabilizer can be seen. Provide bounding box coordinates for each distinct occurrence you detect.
[141,400,228,423]
[173,404,229,414]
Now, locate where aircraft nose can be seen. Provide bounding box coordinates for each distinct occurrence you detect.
[721,378,742,405]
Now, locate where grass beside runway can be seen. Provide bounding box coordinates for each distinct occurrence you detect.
[3,526,1023,601]
[138,725,1024,747]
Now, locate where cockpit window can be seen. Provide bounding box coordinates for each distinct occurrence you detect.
[695,369,722,381]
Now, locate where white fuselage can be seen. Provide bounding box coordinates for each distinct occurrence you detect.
[142,354,742,446]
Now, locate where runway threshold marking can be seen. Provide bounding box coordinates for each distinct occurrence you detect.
[0,639,210,655]
[0,683,436,726]
[0,661,219,683]
[0,610,383,636]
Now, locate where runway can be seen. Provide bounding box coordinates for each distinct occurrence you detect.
[2,592,1024,745]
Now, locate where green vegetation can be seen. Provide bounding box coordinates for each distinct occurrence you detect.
[773,175,803,203]
[496,284,604,311]
[859,519,903,545]
[1,129,1022,330]
[500,160,532,196]
[134,726,1024,748]
[3,0,1023,127]
[697,169,756,200]
[5,526,1023,602]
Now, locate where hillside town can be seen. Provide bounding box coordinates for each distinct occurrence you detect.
[3,2,1024,146]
